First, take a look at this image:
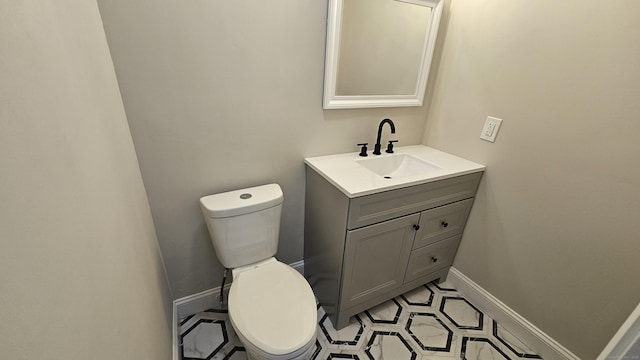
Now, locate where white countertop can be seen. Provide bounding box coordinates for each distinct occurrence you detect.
[304,145,485,198]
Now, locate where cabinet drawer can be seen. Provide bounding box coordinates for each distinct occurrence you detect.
[413,198,473,249]
[404,235,461,284]
[347,172,482,229]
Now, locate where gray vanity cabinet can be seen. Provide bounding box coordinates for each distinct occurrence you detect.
[304,166,482,330]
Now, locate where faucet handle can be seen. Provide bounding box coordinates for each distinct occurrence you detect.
[385,140,398,154]
[357,143,368,157]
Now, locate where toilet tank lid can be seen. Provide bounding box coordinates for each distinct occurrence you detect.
[200,184,283,218]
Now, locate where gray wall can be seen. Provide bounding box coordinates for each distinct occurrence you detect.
[97,0,430,299]
[0,1,172,359]
[422,0,640,358]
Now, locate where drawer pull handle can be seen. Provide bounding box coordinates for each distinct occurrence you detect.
[441,221,449,228]
[431,256,438,263]
[413,224,421,231]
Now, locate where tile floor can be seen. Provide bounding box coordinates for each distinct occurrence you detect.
[179,281,542,360]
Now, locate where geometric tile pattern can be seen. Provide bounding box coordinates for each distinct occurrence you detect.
[365,331,417,359]
[320,312,365,346]
[178,281,542,359]
[405,312,453,352]
[492,320,543,359]
[181,319,228,359]
[364,298,403,325]
[440,296,484,330]
[400,285,434,307]
[461,337,512,359]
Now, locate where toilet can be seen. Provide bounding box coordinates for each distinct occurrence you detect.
[199,184,317,360]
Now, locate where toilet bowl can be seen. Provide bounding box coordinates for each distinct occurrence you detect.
[228,258,317,360]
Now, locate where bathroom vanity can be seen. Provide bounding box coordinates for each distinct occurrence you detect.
[303,145,484,329]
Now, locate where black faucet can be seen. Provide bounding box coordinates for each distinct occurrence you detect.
[373,118,396,155]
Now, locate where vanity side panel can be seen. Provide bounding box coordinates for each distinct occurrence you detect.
[347,172,482,229]
[304,166,349,321]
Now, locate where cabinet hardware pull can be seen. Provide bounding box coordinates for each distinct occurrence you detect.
[431,257,438,263]
[441,221,449,228]
[413,224,420,231]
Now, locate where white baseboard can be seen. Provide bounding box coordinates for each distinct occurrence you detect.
[172,300,178,360]
[172,260,306,360]
[289,259,305,276]
[447,267,580,360]
[596,301,640,360]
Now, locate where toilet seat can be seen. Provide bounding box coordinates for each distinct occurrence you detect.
[228,258,317,357]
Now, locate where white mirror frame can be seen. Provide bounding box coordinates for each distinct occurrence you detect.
[323,0,443,109]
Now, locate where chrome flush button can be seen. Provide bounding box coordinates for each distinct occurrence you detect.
[239,193,252,200]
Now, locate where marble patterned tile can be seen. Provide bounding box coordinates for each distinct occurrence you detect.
[221,346,247,360]
[461,337,511,360]
[178,281,542,360]
[405,312,453,352]
[364,298,403,325]
[310,339,325,360]
[181,319,227,359]
[439,296,484,331]
[364,331,418,360]
[321,314,368,347]
[492,320,542,359]
[400,285,435,307]
[324,348,367,359]
[179,309,243,360]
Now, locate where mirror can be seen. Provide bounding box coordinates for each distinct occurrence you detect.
[323,0,443,109]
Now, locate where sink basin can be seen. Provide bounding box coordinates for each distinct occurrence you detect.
[304,145,485,197]
[356,154,442,178]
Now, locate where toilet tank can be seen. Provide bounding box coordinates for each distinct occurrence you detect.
[199,184,283,269]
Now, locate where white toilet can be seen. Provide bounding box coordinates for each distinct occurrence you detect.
[199,184,317,360]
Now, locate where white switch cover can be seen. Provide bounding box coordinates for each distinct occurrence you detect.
[480,116,503,142]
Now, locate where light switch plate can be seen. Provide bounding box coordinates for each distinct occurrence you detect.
[480,116,503,142]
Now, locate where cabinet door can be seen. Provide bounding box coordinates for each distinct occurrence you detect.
[340,213,419,310]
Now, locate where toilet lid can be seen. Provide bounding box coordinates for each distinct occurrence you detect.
[228,260,317,356]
